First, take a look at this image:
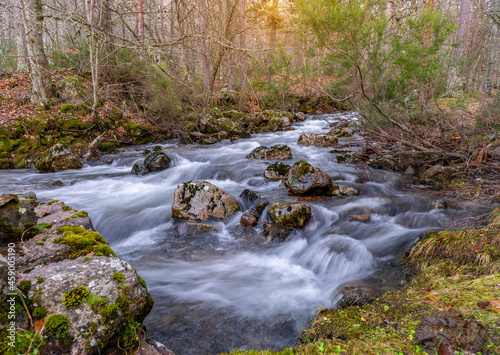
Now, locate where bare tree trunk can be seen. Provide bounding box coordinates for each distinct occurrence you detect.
[135,0,144,40]
[19,0,52,105]
[485,0,499,94]
[238,0,247,90]
[14,1,30,72]
[199,0,211,91]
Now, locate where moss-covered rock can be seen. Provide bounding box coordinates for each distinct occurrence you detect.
[35,144,83,173]
[267,202,312,229]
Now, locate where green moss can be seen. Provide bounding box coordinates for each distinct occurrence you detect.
[35,242,44,246]
[62,205,74,211]
[54,225,116,258]
[62,286,90,309]
[295,160,313,176]
[87,294,108,311]
[138,275,147,288]
[47,200,60,205]
[117,321,142,351]
[112,272,126,283]
[45,314,71,342]
[116,294,130,312]
[36,277,45,284]
[18,280,31,295]
[65,210,88,219]
[98,303,119,323]
[60,104,75,113]
[33,306,47,319]
[0,329,45,355]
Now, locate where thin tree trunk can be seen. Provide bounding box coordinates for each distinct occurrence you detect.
[19,0,52,105]
[14,1,30,72]
[199,0,211,91]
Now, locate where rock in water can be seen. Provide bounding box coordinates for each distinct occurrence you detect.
[283,161,334,196]
[35,144,83,173]
[172,181,240,221]
[144,151,171,172]
[247,144,292,160]
[264,162,290,180]
[267,201,312,228]
[297,133,338,147]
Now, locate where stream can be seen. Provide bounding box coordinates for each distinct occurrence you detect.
[0,113,484,354]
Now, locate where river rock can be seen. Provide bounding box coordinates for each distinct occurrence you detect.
[264,162,291,180]
[331,184,360,197]
[336,284,379,309]
[240,211,259,227]
[420,165,456,181]
[283,161,334,196]
[294,112,307,121]
[0,192,39,246]
[218,131,228,139]
[131,162,149,175]
[268,202,312,228]
[240,200,269,228]
[262,223,292,243]
[21,256,153,355]
[247,144,292,160]
[172,181,240,221]
[144,151,171,172]
[176,222,219,236]
[35,144,83,173]
[297,133,338,148]
[414,310,487,355]
[239,189,264,203]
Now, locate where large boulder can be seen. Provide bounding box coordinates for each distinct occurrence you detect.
[22,256,153,355]
[0,192,39,246]
[297,133,338,148]
[267,202,312,229]
[171,181,240,221]
[283,161,334,196]
[247,144,292,160]
[35,144,83,173]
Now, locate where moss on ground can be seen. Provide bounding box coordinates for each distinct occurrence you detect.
[223,209,500,355]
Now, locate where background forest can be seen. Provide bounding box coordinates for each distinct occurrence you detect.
[1,0,500,177]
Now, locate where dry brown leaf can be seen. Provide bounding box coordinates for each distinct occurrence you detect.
[426,295,440,303]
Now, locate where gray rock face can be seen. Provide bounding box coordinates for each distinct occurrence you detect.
[22,256,153,355]
[0,192,39,246]
[171,181,240,221]
[247,144,292,160]
[283,161,334,196]
[35,144,83,173]
[297,133,338,147]
[267,202,312,229]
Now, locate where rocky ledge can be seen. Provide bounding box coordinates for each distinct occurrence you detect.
[0,192,173,355]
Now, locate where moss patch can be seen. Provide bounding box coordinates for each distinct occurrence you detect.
[45,314,71,342]
[62,285,90,309]
[87,294,108,311]
[112,271,125,283]
[54,225,116,258]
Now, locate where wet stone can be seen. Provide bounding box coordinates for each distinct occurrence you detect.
[176,222,219,236]
[262,223,292,244]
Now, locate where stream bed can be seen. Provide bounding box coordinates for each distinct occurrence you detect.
[0,113,484,354]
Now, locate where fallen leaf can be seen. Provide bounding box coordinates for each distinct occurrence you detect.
[477,301,491,309]
[34,320,44,332]
[426,295,440,303]
[437,342,455,355]
[490,301,500,307]
[420,285,431,292]
[490,308,500,313]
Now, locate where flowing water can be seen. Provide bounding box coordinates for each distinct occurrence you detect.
[0,113,483,354]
